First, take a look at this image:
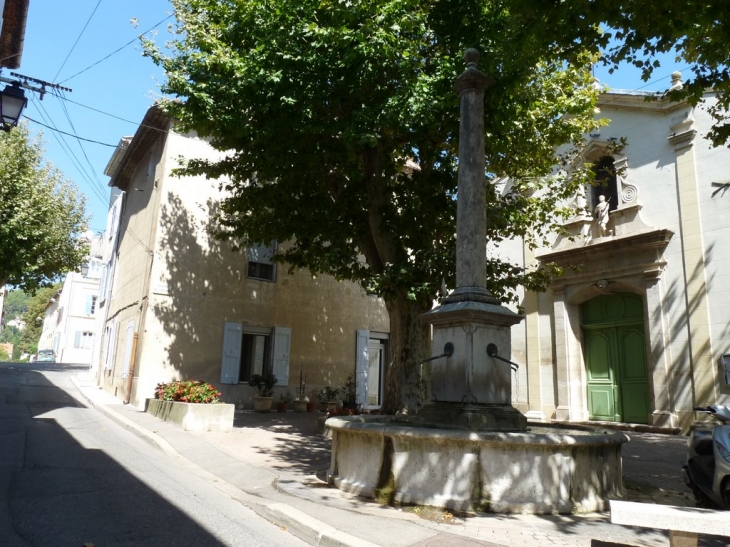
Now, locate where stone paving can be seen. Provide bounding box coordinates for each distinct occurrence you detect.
[70,374,729,547]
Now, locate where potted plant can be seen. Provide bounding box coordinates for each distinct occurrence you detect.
[341,375,357,409]
[293,366,309,412]
[277,391,293,412]
[306,389,318,412]
[249,373,277,412]
[317,386,339,412]
[147,380,234,432]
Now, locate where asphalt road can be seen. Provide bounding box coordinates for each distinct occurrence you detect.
[0,362,308,547]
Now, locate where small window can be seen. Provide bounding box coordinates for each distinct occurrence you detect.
[247,242,277,282]
[591,156,619,212]
[239,332,271,382]
[74,331,94,349]
[84,295,98,315]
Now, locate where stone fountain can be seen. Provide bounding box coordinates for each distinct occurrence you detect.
[326,50,627,514]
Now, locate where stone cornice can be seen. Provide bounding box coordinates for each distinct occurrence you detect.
[598,92,688,114]
[538,229,673,288]
[107,105,170,191]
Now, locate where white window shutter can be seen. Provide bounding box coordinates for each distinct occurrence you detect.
[121,321,135,379]
[272,326,291,387]
[74,331,81,348]
[220,322,242,384]
[104,322,117,370]
[356,330,370,406]
[84,294,92,315]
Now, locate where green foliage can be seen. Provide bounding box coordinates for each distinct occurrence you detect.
[3,289,31,321]
[0,325,21,359]
[341,375,357,404]
[0,345,9,361]
[154,380,222,404]
[505,0,730,145]
[317,386,340,403]
[146,0,600,306]
[19,284,60,355]
[0,124,88,293]
[145,0,602,411]
[249,373,278,397]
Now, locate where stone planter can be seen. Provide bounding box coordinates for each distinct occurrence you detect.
[319,401,337,412]
[292,400,308,412]
[145,399,234,432]
[253,396,273,412]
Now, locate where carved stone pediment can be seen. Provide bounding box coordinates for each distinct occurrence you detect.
[538,207,673,287]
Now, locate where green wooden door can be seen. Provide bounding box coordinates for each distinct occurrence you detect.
[582,294,650,424]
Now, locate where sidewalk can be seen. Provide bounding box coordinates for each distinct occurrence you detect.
[70,374,728,547]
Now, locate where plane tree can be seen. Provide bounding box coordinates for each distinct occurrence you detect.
[0,125,87,293]
[144,0,602,413]
[506,0,730,145]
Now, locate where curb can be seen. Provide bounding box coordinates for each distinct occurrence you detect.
[70,376,377,547]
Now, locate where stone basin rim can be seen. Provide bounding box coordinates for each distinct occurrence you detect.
[325,416,630,446]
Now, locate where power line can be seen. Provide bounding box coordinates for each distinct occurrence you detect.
[27,95,108,204]
[53,0,104,83]
[23,115,116,147]
[55,90,109,199]
[58,14,175,85]
[45,89,170,134]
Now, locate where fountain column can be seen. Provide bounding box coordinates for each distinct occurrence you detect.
[420,49,526,431]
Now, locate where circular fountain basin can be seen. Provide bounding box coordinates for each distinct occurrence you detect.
[326,416,628,514]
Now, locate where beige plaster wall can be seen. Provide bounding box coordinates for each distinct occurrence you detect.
[102,127,389,407]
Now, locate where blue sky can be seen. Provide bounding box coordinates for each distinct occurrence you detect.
[13,2,685,232]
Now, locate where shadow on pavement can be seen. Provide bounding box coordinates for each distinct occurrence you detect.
[232,410,332,474]
[0,364,227,547]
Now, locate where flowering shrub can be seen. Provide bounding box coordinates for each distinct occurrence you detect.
[154,380,222,404]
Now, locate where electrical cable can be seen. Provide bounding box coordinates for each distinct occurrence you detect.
[58,14,175,85]
[55,90,109,198]
[28,95,108,204]
[53,0,104,83]
[23,115,116,147]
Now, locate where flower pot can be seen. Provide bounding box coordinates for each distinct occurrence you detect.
[253,396,273,412]
[292,400,307,413]
[306,401,318,412]
[276,402,288,413]
[320,401,337,413]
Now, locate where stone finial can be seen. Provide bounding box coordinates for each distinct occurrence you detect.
[454,48,494,95]
[464,48,480,69]
[670,71,683,91]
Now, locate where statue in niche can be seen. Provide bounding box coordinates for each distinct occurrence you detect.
[594,194,610,237]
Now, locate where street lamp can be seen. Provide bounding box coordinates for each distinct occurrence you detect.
[80,262,89,277]
[0,81,27,131]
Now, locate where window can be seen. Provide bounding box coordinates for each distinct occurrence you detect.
[74,331,94,349]
[239,332,271,382]
[247,242,277,282]
[220,323,290,386]
[84,295,98,315]
[590,156,619,212]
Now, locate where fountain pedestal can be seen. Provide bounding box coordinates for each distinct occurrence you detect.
[418,297,526,431]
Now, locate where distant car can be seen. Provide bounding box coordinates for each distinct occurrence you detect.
[35,349,56,363]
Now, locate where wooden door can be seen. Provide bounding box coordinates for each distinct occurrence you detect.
[583,294,650,424]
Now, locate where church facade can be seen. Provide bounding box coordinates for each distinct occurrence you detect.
[503,77,730,432]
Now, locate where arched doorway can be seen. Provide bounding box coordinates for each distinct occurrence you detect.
[582,293,650,424]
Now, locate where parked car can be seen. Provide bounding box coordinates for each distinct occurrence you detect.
[35,349,56,363]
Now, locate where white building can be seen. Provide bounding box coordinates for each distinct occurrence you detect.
[503,75,730,433]
[37,234,104,364]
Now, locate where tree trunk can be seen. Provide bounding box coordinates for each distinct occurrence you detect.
[380,294,432,415]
